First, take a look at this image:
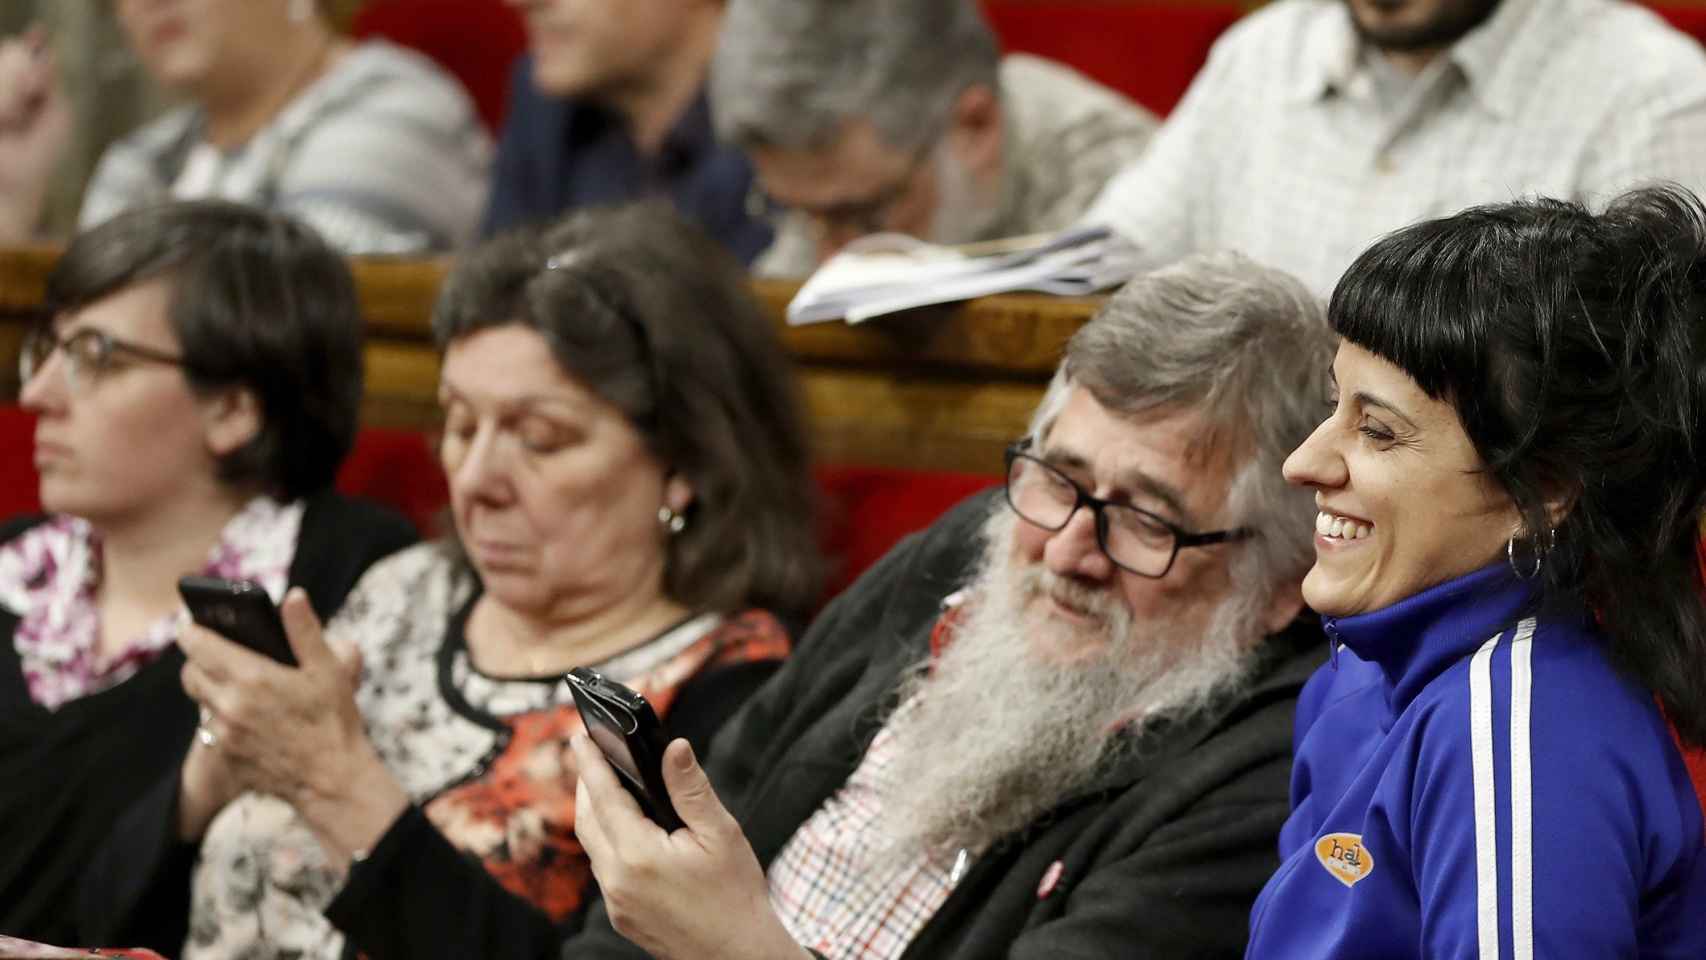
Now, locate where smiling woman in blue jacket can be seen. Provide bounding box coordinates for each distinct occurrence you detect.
[1247,185,1706,959]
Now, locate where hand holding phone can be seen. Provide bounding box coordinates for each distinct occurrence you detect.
[564,667,683,831]
[177,575,297,667]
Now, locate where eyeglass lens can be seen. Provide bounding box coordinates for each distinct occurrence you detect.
[21,327,112,392]
[1006,454,1179,576]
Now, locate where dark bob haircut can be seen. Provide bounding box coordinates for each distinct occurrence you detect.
[44,200,363,500]
[1330,184,1706,745]
[432,202,822,623]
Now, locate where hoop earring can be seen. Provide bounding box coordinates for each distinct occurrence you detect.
[1506,529,1551,581]
[657,505,687,536]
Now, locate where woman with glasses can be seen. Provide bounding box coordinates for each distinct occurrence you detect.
[1246,186,1706,958]
[0,200,416,946]
[124,203,822,960]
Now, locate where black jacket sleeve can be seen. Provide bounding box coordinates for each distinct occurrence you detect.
[74,755,200,953]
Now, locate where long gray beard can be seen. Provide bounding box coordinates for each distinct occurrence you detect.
[872,506,1266,866]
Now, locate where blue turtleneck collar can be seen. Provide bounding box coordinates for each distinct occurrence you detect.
[1322,563,1541,713]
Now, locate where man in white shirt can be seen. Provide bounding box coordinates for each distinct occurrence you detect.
[1086,0,1706,294]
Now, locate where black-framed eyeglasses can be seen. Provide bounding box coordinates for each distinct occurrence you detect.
[744,138,937,238]
[20,323,186,393]
[1003,441,1254,578]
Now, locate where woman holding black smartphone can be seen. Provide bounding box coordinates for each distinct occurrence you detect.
[159,203,822,960]
[0,200,415,946]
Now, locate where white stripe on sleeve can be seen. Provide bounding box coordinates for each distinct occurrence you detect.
[1470,633,1502,960]
[1508,618,1536,960]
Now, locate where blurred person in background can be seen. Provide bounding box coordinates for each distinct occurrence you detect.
[0,1,167,239]
[0,0,489,254]
[483,0,772,263]
[1085,0,1706,294]
[0,200,415,945]
[714,0,1156,275]
[87,204,822,960]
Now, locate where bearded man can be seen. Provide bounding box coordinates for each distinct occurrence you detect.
[1085,0,1706,294]
[559,251,1335,959]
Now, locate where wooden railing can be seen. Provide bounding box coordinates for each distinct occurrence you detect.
[0,247,1101,474]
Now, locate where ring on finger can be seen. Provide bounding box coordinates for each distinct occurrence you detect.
[196,706,219,749]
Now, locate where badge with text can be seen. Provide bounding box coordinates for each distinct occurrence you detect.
[1314,832,1374,888]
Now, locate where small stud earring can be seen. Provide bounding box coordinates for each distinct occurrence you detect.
[657,505,687,536]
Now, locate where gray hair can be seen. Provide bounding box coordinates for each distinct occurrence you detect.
[1029,251,1334,597]
[709,0,1001,152]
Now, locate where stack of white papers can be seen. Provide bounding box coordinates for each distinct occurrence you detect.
[785,226,1140,326]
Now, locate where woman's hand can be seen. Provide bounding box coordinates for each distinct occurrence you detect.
[179,588,408,868]
[0,26,71,242]
[571,735,812,960]
[176,716,243,841]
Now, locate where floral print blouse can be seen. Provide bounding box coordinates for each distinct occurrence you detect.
[0,498,304,710]
[183,542,790,960]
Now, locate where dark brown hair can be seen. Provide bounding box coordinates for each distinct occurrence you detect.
[1331,184,1706,746]
[432,202,822,622]
[44,199,363,500]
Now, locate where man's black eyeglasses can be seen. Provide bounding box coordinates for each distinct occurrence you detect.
[1003,441,1253,578]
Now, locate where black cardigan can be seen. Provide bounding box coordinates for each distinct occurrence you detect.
[559,491,1325,959]
[0,493,415,947]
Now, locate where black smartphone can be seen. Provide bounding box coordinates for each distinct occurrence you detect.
[564,667,684,832]
[177,575,297,667]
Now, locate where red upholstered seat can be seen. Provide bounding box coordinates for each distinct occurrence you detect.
[1652,4,1706,46]
[0,406,40,519]
[982,1,1244,115]
[1681,738,1706,820]
[814,465,999,601]
[349,0,528,134]
[334,427,451,536]
[1689,531,1706,819]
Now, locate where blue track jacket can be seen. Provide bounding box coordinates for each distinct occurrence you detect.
[1246,564,1706,958]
